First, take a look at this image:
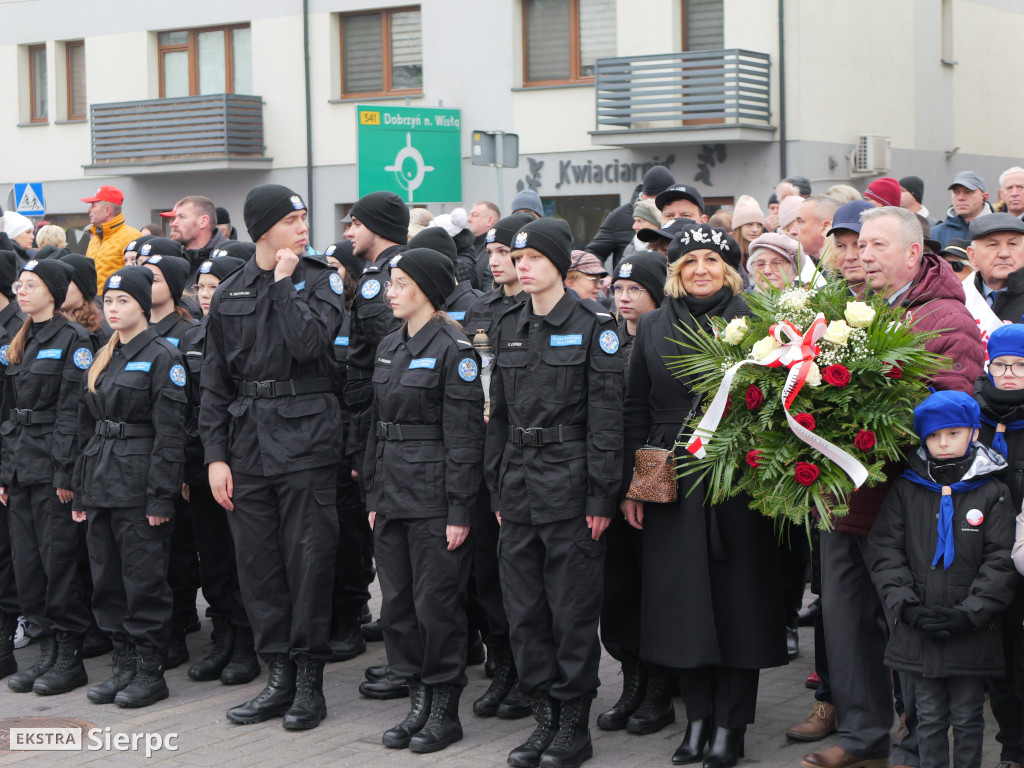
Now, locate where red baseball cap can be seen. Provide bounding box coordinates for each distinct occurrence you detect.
[81,185,124,205]
[159,204,179,219]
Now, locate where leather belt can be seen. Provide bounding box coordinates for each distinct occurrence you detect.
[95,420,155,439]
[9,409,56,426]
[509,425,586,447]
[375,422,444,441]
[238,378,333,398]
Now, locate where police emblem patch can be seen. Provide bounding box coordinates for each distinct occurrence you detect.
[0,345,10,366]
[486,227,497,243]
[618,262,633,278]
[599,329,620,354]
[389,254,403,268]
[329,273,344,295]
[458,358,478,382]
[514,231,528,249]
[148,254,162,264]
[325,244,336,256]
[199,261,213,274]
[141,244,152,256]
[290,195,305,210]
[73,348,93,370]
[24,260,38,271]
[169,364,187,387]
[127,240,137,252]
[107,275,122,289]
[362,279,381,299]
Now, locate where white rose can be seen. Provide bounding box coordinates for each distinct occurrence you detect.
[751,336,782,361]
[844,301,876,328]
[823,320,852,346]
[780,289,809,310]
[805,362,822,387]
[723,317,749,345]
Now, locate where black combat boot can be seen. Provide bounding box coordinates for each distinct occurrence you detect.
[8,634,56,692]
[473,641,516,717]
[596,656,646,730]
[539,695,594,768]
[328,617,366,662]
[282,657,327,731]
[88,641,135,704]
[383,681,432,748]
[625,663,675,734]
[220,625,260,685]
[408,684,463,753]
[508,692,560,768]
[188,619,234,682]
[33,632,87,695]
[227,655,295,724]
[0,611,17,679]
[115,650,169,708]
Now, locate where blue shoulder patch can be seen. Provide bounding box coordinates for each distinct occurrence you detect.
[361,279,381,299]
[73,347,94,370]
[170,364,187,387]
[458,357,478,382]
[599,329,620,354]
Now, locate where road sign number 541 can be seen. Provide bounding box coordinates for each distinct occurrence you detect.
[360,111,381,126]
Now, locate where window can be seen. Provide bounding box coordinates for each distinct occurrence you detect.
[522,0,616,86]
[157,24,252,98]
[65,40,86,120]
[340,7,422,97]
[682,0,724,51]
[28,44,47,122]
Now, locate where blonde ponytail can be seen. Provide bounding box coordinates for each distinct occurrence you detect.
[5,318,33,366]
[87,332,121,393]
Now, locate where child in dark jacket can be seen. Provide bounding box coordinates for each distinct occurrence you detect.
[869,390,1017,768]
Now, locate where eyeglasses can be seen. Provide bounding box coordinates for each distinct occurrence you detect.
[610,284,649,298]
[384,279,410,294]
[12,281,44,293]
[748,257,792,273]
[569,273,601,286]
[990,361,1024,376]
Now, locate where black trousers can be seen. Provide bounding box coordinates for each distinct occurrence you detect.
[9,483,91,637]
[87,505,172,654]
[470,484,508,646]
[167,494,200,633]
[332,464,371,626]
[989,610,1024,763]
[189,482,248,627]
[678,666,760,728]
[375,514,471,687]
[0,502,21,615]
[499,516,605,702]
[228,468,339,661]
[599,512,643,661]
[779,526,810,627]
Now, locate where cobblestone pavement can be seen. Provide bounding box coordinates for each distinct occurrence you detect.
[0,590,1002,766]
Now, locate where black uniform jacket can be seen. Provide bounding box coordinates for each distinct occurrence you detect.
[0,316,96,488]
[363,317,484,527]
[443,281,484,326]
[73,327,187,518]
[200,254,344,475]
[484,291,624,523]
[152,312,197,350]
[463,288,526,340]
[180,316,207,485]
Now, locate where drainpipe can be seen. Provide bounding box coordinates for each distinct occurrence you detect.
[304,0,314,232]
[777,0,787,179]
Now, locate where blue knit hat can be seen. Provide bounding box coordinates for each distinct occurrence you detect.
[987,324,1024,372]
[913,390,981,444]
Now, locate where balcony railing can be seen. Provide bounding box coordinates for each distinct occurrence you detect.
[89,94,265,167]
[593,49,773,137]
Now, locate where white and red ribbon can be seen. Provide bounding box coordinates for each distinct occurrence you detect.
[684,312,870,489]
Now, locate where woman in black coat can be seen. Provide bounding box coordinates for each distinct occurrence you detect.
[621,224,787,768]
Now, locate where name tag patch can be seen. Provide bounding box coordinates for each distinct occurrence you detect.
[447,311,466,322]
[334,336,350,346]
[125,361,152,373]
[409,358,437,370]
[225,290,255,299]
[293,281,306,292]
[165,337,180,347]
[36,349,62,360]
[550,334,583,347]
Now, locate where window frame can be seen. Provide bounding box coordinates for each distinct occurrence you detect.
[522,0,597,88]
[28,43,47,123]
[157,23,249,98]
[65,40,86,121]
[338,5,423,99]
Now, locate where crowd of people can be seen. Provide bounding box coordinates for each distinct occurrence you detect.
[1,164,1024,768]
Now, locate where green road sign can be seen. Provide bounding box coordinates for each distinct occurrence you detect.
[357,105,462,204]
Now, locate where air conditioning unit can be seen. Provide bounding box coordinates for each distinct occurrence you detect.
[850,135,892,176]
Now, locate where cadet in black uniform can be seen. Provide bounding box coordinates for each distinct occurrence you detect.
[72,266,188,708]
[364,248,484,753]
[201,185,343,730]
[406,228,483,321]
[0,250,25,679]
[58,254,107,344]
[485,218,624,768]
[2,260,96,696]
[180,250,260,686]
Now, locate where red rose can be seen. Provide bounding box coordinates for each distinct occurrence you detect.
[823,364,851,387]
[854,429,876,451]
[746,449,763,467]
[745,385,765,410]
[794,461,820,486]
[794,413,816,431]
[887,362,903,379]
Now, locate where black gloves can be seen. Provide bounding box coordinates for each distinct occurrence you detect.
[901,603,939,629]
[918,606,973,638]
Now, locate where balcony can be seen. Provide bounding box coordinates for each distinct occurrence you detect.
[590,49,775,147]
[84,94,272,176]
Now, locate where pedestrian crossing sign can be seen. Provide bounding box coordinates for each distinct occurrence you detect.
[14,183,44,216]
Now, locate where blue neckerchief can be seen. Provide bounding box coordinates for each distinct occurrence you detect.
[902,467,992,570]
[980,413,1024,458]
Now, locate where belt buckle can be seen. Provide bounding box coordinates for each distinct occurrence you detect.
[519,427,540,447]
[255,380,275,398]
[14,409,29,425]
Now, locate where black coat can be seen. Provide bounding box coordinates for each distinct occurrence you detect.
[586,200,637,267]
[623,291,788,670]
[982,267,1024,325]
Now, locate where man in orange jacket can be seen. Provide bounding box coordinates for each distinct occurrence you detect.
[82,186,140,294]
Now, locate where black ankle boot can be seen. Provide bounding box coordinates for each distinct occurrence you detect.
[539,695,594,768]
[0,611,17,679]
[220,625,260,685]
[88,642,135,704]
[383,681,432,748]
[474,642,516,717]
[361,618,383,642]
[596,656,646,731]
[409,684,463,753]
[33,632,88,695]
[226,655,295,724]
[508,692,559,768]
[328,619,366,662]
[498,682,534,719]
[8,634,56,692]
[625,664,675,734]
[282,657,327,730]
[188,620,234,682]
[702,726,745,768]
[672,717,713,764]
[115,651,168,708]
